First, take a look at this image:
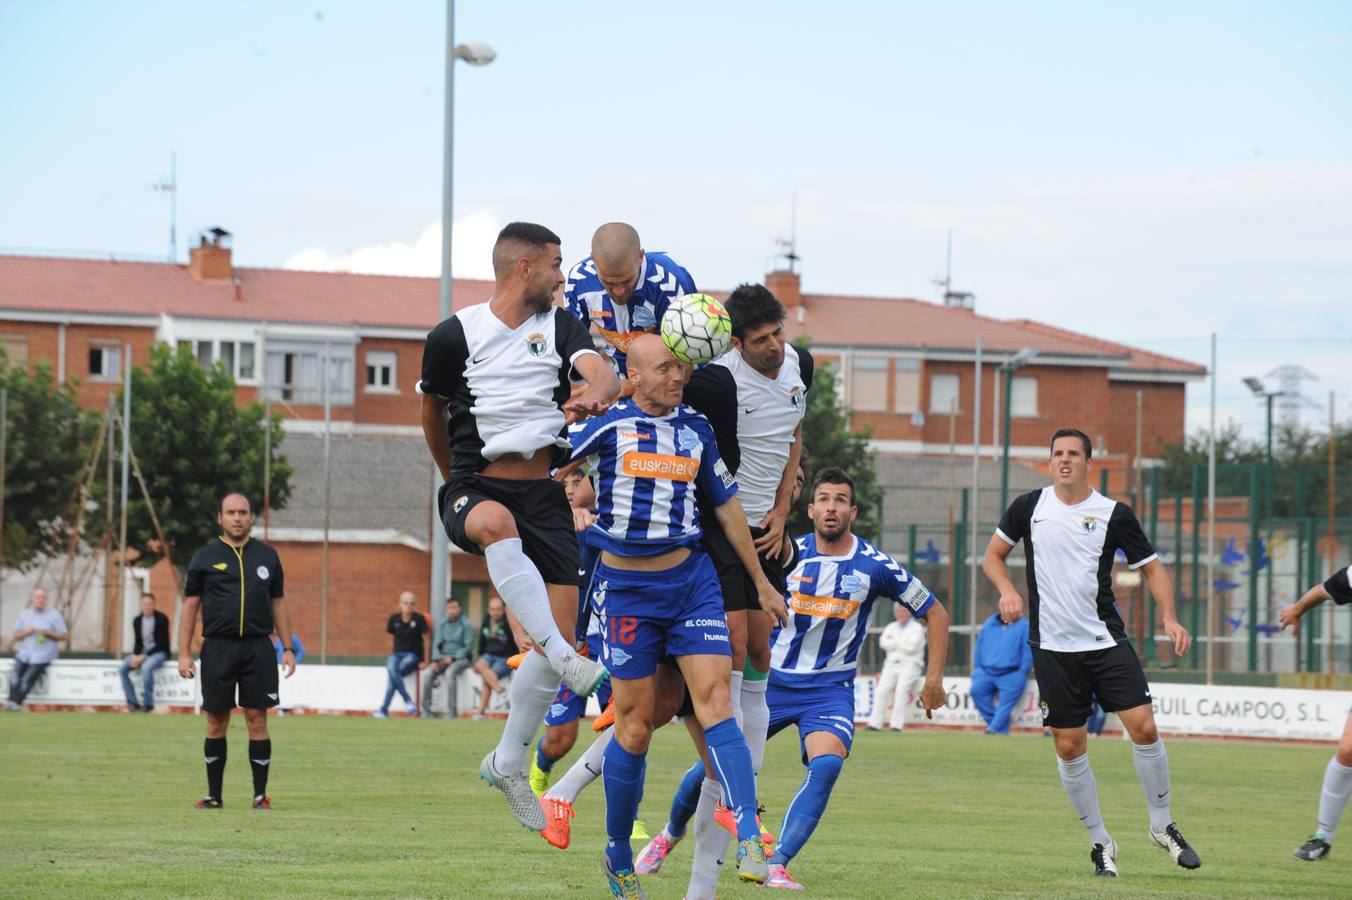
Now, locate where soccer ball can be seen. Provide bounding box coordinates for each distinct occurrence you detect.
[660,293,732,364]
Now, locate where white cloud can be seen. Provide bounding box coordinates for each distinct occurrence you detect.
[281,211,499,280]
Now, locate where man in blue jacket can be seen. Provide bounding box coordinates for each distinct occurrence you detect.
[972,611,1032,734]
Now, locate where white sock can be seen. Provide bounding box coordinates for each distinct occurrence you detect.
[687,777,728,899]
[1317,757,1352,842]
[741,677,770,774]
[545,726,612,804]
[484,538,571,671]
[1058,753,1111,846]
[1132,739,1173,831]
[729,671,744,728]
[492,651,560,774]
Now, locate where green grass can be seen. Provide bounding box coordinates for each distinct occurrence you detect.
[0,712,1347,898]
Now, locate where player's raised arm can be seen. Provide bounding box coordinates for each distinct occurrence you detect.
[1280,583,1330,632]
[565,352,620,423]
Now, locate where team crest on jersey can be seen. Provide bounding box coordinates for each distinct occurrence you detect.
[1081,516,1098,533]
[790,387,805,411]
[631,305,656,329]
[1040,700,1051,719]
[256,565,269,580]
[452,495,469,514]
[838,572,868,593]
[526,332,547,356]
[676,426,700,452]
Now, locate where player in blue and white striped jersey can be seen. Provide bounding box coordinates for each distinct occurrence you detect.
[564,222,695,380]
[564,334,788,898]
[760,467,950,891]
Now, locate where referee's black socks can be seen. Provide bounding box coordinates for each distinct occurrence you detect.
[204,737,227,800]
[249,739,272,798]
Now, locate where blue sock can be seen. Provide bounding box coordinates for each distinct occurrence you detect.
[603,738,646,871]
[667,760,706,838]
[704,717,760,843]
[535,737,556,773]
[771,754,843,866]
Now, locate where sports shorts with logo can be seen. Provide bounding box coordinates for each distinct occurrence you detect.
[545,633,612,726]
[200,635,280,712]
[1032,641,1151,729]
[438,472,580,586]
[591,549,730,680]
[767,681,857,764]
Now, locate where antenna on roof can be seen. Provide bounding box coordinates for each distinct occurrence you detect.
[151,152,177,263]
[933,230,974,309]
[773,191,800,274]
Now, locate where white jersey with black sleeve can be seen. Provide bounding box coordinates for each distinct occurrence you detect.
[417,303,600,474]
[1324,564,1352,606]
[995,487,1157,653]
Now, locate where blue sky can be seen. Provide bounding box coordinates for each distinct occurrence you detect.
[2,1,1349,439]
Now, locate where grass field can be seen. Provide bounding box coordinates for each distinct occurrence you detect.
[1,712,1347,898]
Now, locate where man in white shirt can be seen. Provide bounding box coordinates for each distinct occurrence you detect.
[866,605,927,731]
[6,588,68,711]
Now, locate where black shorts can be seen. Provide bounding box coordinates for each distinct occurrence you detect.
[1032,642,1151,729]
[439,473,580,586]
[200,635,279,712]
[701,517,791,613]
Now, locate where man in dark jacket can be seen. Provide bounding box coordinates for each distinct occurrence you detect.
[119,592,171,711]
[972,611,1032,734]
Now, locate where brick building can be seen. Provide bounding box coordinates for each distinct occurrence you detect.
[0,233,1204,655]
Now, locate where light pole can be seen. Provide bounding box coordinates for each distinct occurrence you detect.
[431,2,496,621]
[1242,377,1285,519]
[999,347,1038,511]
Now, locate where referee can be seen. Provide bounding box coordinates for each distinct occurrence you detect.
[983,428,1201,878]
[178,492,296,810]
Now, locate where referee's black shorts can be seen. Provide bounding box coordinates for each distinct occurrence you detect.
[200,635,279,712]
[1033,641,1152,729]
[701,516,792,612]
[439,472,580,586]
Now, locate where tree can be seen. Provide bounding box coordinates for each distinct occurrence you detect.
[0,355,95,569]
[118,345,293,574]
[790,337,883,541]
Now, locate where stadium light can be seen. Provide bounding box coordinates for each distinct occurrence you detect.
[432,2,497,634]
[999,347,1039,510]
[1242,375,1286,521]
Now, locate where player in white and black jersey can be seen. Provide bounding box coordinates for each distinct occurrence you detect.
[983,427,1202,879]
[419,222,620,833]
[1279,564,1352,861]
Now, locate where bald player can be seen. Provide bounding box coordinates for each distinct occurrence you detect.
[564,223,696,386]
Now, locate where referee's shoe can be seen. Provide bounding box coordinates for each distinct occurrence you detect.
[1150,822,1201,869]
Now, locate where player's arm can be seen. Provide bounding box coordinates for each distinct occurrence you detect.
[916,598,950,718]
[420,394,454,482]
[983,535,1024,623]
[178,596,201,678]
[1140,558,1190,656]
[713,495,788,626]
[754,420,803,560]
[1279,583,1331,632]
[563,352,620,424]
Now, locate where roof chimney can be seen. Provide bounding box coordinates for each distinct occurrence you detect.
[765,269,802,308]
[188,226,233,281]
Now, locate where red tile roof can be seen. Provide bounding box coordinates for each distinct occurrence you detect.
[0,254,1203,374]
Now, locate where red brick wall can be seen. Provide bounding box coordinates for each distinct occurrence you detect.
[1105,381,1187,458]
[354,337,422,427]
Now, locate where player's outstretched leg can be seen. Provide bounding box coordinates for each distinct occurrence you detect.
[1294,752,1352,861]
[637,760,703,873]
[703,718,768,883]
[540,725,614,849]
[766,752,842,891]
[685,776,730,900]
[1056,748,1116,876]
[480,651,565,832]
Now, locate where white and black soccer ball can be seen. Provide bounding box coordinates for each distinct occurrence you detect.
[660,293,733,365]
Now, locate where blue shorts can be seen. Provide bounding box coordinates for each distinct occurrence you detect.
[479,654,511,680]
[767,681,857,765]
[591,550,730,680]
[545,635,612,726]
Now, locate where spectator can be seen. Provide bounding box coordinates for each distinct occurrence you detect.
[867,604,928,731]
[375,592,429,718]
[6,588,68,711]
[119,592,171,712]
[472,596,518,720]
[423,598,475,718]
[971,610,1033,735]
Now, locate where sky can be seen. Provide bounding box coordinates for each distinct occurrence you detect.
[2,1,1350,441]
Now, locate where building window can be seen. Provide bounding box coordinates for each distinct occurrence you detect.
[178,338,258,382]
[1011,375,1038,417]
[851,357,888,412]
[364,350,397,393]
[893,359,920,414]
[264,346,354,406]
[0,335,28,366]
[89,343,121,381]
[930,373,960,414]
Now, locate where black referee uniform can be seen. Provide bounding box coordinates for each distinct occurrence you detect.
[184,537,285,712]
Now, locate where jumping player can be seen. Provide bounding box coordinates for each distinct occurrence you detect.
[419,222,618,832]
[565,334,788,897]
[983,427,1201,878]
[1279,563,1352,861]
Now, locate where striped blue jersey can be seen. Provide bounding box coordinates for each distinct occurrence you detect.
[567,402,736,557]
[769,534,935,689]
[564,251,696,376]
